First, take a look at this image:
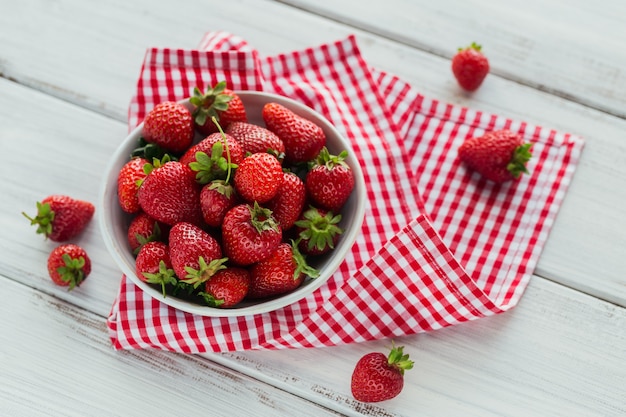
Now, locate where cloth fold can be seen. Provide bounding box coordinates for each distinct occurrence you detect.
[108,31,584,353]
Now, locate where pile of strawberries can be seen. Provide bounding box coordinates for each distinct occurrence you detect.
[116,82,355,308]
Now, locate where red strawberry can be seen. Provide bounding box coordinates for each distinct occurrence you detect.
[248,241,318,299]
[137,161,203,226]
[47,244,91,290]
[168,222,225,285]
[262,102,326,164]
[451,42,490,92]
[200,180,238,228]
[135,241,176,297]
[199,267,250,308]
[142,101,194,154]
[265,172,306,231]
[23,195,95,242]
[226,122,285,157]
[180,132,243,184]
[458,129,533,183]
[222,203,282,266]
[234,152,283,204]
[295,207,343,256]
[117,157,149,213]
[190,81,247,135]
[127,211,168,254]
[351,343,414,403]
[305,148,355,212]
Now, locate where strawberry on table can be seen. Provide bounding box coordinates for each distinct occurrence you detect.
[142,101,194,154]
[200,180,238,228]
[265,171,306,231]
[451,42,490,92]
[262,102,326,164]
[226,121,285,157]
[137,160,203,226]
[190,81,247,135]
[294,206,343,256]
[458,129,533,183]
[351,343,414,403]
[234,152,283,204]
[23,195,95,242]
[168,222,224,283]
[222,203,282,266]
[199,267,250,308]
[135,241,176,297]
[305,147,355,212]
[47,244,91,290]
[127,211,168,254]
[117,157,149,214]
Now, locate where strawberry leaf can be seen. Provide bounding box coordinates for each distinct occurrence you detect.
[506,143,533,179]
[142,260,177,298]
[182,256,228,288]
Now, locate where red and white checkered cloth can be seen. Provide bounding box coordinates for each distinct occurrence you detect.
[107,32,584,352]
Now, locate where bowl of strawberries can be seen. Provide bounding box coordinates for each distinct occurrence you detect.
[99,82,366,317]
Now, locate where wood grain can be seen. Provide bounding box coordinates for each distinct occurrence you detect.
[210,278,626,416]
[279,0,626,118]
[1,1,626,416]
[1,0,625,306]
[0,277,342,417]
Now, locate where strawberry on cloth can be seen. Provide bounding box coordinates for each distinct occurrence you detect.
[107,31,584,353]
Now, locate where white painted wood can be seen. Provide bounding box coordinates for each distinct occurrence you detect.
[0,277,342,416]
[0,1,625,416]
[279,0,626,118]
[0,0,625,305]
[210,278,626,416]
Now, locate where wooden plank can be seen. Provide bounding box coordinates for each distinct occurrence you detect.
[0,276,342,417]
[279,0,626,118]
[1,2,625,305]
[209,278,626,416]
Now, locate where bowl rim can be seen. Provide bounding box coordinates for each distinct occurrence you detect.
[99,90,366,317]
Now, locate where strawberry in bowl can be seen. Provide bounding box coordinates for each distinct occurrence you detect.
[99,86,366,317]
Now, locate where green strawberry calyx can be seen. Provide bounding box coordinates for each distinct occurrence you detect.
[190,81,233,127]
[208,179,235,198]
[311,147,350,171]
[294,207,343,252]
[182,256,228,288]
[133,222,163,255]
[387,342,414,376]
[22,201,55,239]
[189,118,237,184]
[197,291,225,308]
[142,260,177,298]
[458,42,482,53]
[506,143,533,179]
[249,202,280,234]
[290,240,320,280]
[57,253,87,291]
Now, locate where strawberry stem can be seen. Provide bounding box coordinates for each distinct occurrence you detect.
[142,260,177,298]
[57,253,87,291]
[506,143,533,179]
[291,239,320,280]
[22,201,55,239]
[190,81,233,126]
[182,256,228,288]
[387,342,414,375]
[212,116,234,185]
[294,207,343,252]
[249,202,280,234]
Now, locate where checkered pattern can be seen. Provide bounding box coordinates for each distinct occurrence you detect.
[108,32,584,352]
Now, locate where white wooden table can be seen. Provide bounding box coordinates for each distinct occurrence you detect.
[1,1,625,416]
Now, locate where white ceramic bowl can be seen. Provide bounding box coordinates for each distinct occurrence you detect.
[99,91,366,317]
